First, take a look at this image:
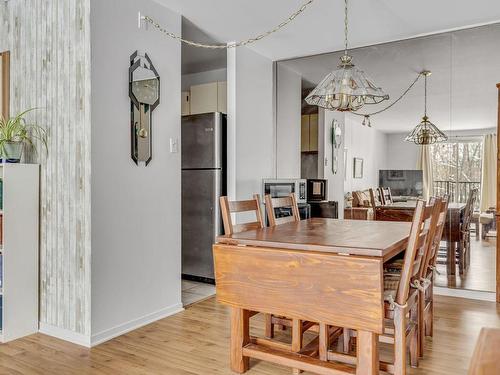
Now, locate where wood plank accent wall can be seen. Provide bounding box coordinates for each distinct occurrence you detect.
[0,1,91,335]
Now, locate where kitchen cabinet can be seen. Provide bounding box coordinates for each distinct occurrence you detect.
[189,82,227,115]
[301,113,318,152]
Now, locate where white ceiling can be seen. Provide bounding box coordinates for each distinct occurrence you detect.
[158,0,500,61]
[280,24,500,133]
[181,19,226,74]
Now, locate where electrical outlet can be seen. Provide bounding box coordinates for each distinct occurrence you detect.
[170,138,179,153]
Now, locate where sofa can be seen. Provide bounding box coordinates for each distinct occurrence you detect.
[344,190,377,220]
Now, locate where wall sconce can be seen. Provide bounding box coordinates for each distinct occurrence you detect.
[331,120,343,174]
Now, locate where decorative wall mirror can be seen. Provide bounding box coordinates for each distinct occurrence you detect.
[0,51,10,120]
[129,51,160,165]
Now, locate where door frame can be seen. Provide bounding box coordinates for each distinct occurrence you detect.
[496,82,500,302]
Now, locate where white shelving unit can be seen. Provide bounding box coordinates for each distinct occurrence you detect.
[0,164,39,343]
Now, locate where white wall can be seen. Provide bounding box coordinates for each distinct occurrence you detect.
[344,115,388,193]
[276,64,301,178]
[385,133,419,170]
[322,110,346,217]
[227,46,275,201]
[181,68,227,91]
[90,0,182,344]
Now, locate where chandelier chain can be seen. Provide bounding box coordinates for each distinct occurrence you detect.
[352,72,424,118]
[143,0,315,49]
[344,0,349,55]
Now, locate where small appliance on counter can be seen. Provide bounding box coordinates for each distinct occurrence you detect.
[306,179,338,219]
[262,179,309,224]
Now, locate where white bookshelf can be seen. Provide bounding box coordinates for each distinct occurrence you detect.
[0,164,39,343]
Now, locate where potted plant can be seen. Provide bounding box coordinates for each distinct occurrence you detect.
[0,109,47,163]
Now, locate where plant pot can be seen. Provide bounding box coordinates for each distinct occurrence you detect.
[2,141,23,163]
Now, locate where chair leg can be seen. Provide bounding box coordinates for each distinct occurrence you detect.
[343,328,351,353]
[394,307,406,375]
[475,223,479,238]
[265,314,274,339]
[418,291,425,358]
[458,242,465,276]
[425,282,434,337]
[409,301,419,367]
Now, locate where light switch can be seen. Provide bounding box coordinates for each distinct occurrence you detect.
[170,138,179,153]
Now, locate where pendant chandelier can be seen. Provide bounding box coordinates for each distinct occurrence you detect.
[305,0,389,112]
[405,71,447,145]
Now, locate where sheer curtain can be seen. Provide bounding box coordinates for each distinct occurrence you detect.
[416,145,433,201]
[480,134,497,212]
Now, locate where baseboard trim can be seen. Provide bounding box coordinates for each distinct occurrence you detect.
[39,323,91,348]
[90,303,184,347]
[434,287,496,302]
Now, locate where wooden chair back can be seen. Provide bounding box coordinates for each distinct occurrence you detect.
[417,197,443,279]
[462,189,478,233]
[396,200,435,305]
[220,194,264,235]
[380,187,394,205]
[265,194,300,227]
[369,188,383,220]
[426,196,449,270]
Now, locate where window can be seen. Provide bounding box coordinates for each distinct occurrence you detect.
[431,140,482,204]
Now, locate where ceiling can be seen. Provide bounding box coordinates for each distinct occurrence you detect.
[158,0,500,61]
[280,23,500,133]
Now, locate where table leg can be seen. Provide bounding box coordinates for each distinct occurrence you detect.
[292,319,303,375]
[447,241,456,276]
[230,307,250,373]
[356,330,379,375]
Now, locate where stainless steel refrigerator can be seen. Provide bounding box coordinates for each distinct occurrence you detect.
[182,112,226,282]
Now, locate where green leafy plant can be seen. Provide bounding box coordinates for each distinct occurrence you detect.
[0,109,47,159]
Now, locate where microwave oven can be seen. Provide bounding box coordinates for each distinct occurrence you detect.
[307,179,328,202]
[262,179,307,204]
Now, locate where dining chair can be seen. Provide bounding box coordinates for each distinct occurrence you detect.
[340,199,433,374]
[220,194,315,375]
[219,194,264,236]
[420,196,449,341]
[264,193,300,227]
[369,188,383,220]
[458,189,478,274]
[380,187,394,205]
[264,193,319,373]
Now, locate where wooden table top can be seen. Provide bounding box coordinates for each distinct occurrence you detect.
[217,218,411,259]
[468,328,500,374]
[382,201,466,211]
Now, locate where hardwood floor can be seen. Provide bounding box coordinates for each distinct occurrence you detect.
[435,236,496,292]
[0,296,499,375]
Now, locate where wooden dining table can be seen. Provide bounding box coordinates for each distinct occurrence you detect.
[213,218,412,375]
[376,201,466,275]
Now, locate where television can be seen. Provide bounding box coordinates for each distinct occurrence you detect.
[379,170,423,197]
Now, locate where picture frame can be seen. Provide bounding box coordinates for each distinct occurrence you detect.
[353,157,363,179]
[387,170,405,181]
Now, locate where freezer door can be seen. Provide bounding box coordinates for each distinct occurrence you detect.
[182,169,223,280]
[182,113,225,169]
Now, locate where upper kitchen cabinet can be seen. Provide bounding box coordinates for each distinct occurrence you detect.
[189,81,227,115]
[301,113,318,152]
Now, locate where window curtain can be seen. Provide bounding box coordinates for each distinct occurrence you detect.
[416,145,433,201]
[480,134,497,212]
